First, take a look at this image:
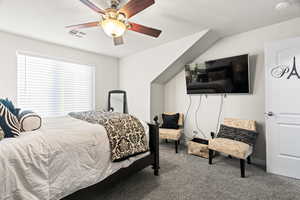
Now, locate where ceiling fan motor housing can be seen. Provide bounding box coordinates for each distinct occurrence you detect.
[101,9,129,26]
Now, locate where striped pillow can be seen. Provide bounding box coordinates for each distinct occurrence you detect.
[0,103,20,138]
[0,98,20,117]
[18,111,42,132]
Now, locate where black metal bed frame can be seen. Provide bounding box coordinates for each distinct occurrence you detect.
[63,123,159,199]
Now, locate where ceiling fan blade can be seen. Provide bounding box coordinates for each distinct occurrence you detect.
[66,21,99,29]
[118,0,155,19]
[113,36,124,46]
[79,0,106,14]
[128,22,161,38]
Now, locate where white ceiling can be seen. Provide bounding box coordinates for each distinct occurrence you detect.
[0,0,300,58]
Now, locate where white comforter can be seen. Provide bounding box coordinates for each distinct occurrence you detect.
[0,116,149,200]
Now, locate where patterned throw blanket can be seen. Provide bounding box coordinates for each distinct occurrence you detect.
[69,111,149,162]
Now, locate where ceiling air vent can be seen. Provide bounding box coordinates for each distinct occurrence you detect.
[69,30,86,38]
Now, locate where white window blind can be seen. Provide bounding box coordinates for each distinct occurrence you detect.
[17,53,95,117]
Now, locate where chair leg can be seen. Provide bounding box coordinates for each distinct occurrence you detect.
[240,159,245,178]
[247,156,251,164]
[165,139,168,143]
[154,168,159,176]
[209,149,214,165]
[175,140,178,153]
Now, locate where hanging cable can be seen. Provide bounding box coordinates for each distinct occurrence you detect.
[184,95,192,140]
[215,94,225,135]
[184,95,192,125]
[195,95,206,139]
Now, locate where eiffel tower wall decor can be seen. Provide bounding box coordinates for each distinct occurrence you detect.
[271,56,300,79]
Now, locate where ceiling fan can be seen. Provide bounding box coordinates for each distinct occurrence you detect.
[66,0,162,46]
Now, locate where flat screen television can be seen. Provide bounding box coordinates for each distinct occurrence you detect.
[185,54,250,94]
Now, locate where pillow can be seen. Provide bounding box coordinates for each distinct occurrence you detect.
[18,111,42,132]
[0,103,20,138]
[217,124,258,146]
[161,113,180,129]
[0,98,20,117]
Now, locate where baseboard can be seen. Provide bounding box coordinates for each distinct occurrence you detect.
[251,157,266,170]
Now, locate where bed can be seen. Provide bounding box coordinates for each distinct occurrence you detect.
[0,115,159,200]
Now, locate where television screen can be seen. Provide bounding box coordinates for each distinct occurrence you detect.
[185,54,250,94]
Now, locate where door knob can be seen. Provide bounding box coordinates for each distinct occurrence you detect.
[265,111,274,117]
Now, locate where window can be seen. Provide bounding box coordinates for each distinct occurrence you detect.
[17,53,95,117]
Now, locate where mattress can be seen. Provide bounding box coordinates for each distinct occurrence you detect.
[0,116,150,200]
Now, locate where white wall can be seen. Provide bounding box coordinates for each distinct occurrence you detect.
[0,31,119,110]
[164,17,300,161]
[119,30,216,122]
[151,83,165,122]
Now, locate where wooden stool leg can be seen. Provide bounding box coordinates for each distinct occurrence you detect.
[240,159,245,178]
[247,156,251,164]
[209,149,214,165]
[175,140,178,153]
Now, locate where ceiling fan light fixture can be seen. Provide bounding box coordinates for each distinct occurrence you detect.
[101,10,128,38]
[101,18,127,37]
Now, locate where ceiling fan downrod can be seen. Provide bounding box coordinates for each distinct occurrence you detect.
[111,0,121,9]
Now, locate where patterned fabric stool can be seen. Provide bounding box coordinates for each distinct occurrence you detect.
[155,113,184,153]
[208,118,257,178]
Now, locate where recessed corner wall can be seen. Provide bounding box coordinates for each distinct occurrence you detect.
[150,30,219,121]
[119,29,219,121]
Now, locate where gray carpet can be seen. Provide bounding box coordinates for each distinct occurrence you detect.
[68,143,300,200]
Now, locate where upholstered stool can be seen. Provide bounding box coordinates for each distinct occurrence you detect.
[157,113,184,153]
[159,128,182,141]
[208,118,257,178]
[209,138,253,160]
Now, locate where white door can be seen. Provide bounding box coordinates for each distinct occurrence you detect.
[265,37,300,179]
